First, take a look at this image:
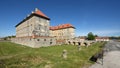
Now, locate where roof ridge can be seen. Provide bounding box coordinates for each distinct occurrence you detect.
[34,8,49,19]
[50,23,75,30]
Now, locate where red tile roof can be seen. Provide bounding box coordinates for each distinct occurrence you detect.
[33,9,49,19]
[50,24,75,30]
[95,37,109,39]
[15,8,50,27]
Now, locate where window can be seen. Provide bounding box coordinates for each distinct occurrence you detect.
[50,42,52,45]
[50,39,52,41]
[44,26,47,31]
[38,24,41,30]
[39,33,41,36]
[44,39,46,41]
[37,39,40,41]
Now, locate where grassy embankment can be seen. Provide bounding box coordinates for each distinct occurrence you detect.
[0,41,106,68]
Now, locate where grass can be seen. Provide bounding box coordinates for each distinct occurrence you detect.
[0,41,106,68]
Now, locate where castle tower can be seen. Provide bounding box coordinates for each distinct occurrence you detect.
[15,8,50,37]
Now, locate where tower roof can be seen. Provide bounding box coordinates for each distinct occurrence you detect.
[34,8,49,19]
[15,8,50,27]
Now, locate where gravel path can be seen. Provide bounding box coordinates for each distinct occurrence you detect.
[89,41,120,68]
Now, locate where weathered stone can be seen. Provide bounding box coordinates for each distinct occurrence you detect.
[62,49,67,59]
[78,45,81,51]
[11,37,56,48]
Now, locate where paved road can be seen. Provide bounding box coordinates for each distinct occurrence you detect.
[89,40,120,68]
[104,40,120,51]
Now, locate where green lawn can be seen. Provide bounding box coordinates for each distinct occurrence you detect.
[0,41,106,68]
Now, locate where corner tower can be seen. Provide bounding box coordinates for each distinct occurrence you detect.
[15,8,50,37]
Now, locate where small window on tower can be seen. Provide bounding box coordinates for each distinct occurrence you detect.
[39,33,41,36]
[37,39,40,41]
[44,39,46,41]
[50,42,52,45]
[50,39,52,41]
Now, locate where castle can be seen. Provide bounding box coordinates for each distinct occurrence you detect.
[12,8,75,48]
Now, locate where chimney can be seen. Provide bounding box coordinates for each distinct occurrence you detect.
[35,8,38,12]
[31,11,34,13]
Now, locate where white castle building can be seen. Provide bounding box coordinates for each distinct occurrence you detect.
[12,8,75,47]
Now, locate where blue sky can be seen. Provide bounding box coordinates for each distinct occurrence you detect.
[0,0,120,37]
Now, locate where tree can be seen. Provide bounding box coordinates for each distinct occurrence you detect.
[94,34,98,37]
[87,32,95,40]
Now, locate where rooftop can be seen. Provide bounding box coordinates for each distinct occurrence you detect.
[15,8,50,27]
[95,37,109,39]
[34,8,49,19]
[50,24,75,30]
